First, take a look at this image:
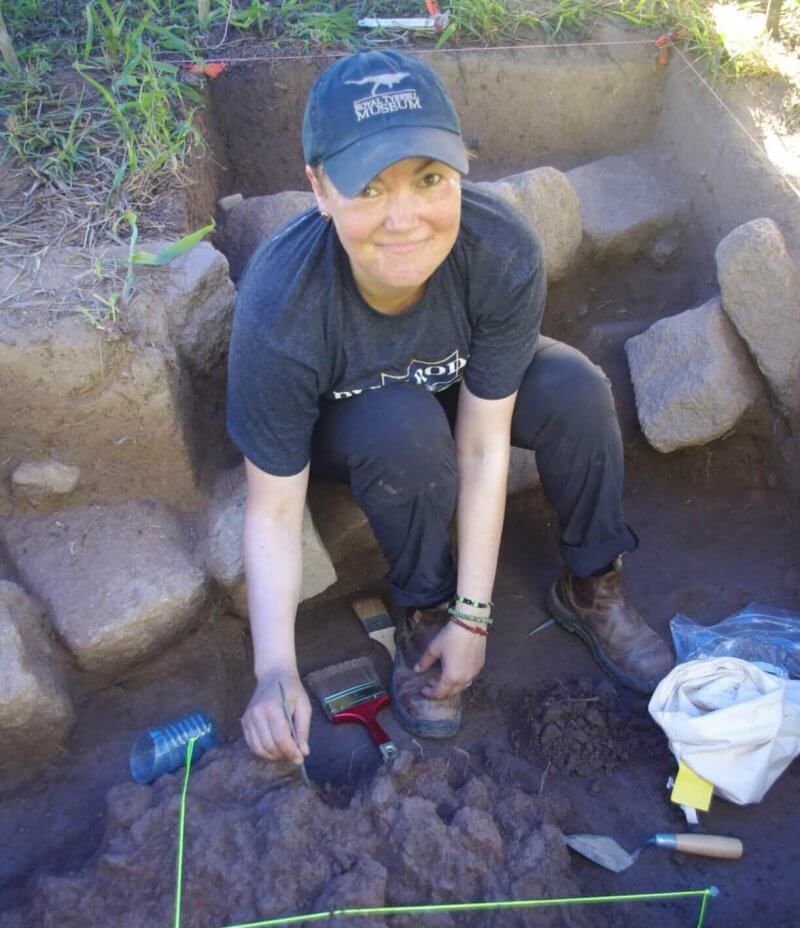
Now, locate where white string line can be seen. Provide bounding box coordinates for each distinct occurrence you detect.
[169,36,661,66]
[671,43,800,201]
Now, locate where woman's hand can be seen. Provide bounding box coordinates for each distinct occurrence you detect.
[415,621,486,700]
[241,665,311,766]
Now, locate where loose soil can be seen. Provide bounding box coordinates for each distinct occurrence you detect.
[509,679,664,779]
[1,746,589,928]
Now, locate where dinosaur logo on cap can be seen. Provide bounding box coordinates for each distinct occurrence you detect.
[345,71,422,122]
[345,71,411,96]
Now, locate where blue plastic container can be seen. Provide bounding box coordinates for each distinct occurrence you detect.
[130,711,219,784]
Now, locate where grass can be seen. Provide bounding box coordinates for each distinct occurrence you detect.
[1,0,207,252]
[226,0,359,43]
[447,0,539,43]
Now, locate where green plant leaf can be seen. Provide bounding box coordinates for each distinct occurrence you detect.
[436,22,458,47]
[132,221,216,266]
[82,4,95,61]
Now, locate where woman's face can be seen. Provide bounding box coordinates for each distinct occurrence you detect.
[306,157,462,314]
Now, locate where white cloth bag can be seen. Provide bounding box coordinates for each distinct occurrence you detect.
[648,657,800,805]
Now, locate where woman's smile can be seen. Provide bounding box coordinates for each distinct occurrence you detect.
[378,238,431,254]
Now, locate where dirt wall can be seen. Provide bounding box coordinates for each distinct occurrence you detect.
[654,64,800,262]
[208,43,666,197]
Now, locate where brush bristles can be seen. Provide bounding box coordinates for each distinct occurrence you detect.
[305,656,383,703]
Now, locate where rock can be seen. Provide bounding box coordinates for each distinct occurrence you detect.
[204,466,336,615]
[126,242,236,373]
[715,218,800,415]
[625,296,762,452]
[0,310,201,510]
[218,193,244,212]
[567,155,683,260]
[11,461,81,504]
[0,581,74,770]
[476,168,582,282]
[215,191,316,281]
[2,501,207,675]
[166,242,235,373]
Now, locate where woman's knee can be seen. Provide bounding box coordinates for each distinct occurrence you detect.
[515,342,616,439]
[350,385,457,506]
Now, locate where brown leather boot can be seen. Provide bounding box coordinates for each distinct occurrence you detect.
[390,603,462,739]
[547,556,674,694]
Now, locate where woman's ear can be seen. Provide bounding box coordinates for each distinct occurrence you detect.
[305,165,331,219]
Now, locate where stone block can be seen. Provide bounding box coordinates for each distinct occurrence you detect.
[204,466,336,615]
[125,242,236,373]
[0,580,74,769]
[215,191,316,281]
[477,168,582,282]
[2,501,207,675]
[567,155,682,260]
[12,461,81,505]
[716,218,800,415]
[625,296,763,452]
[0,311,201,509]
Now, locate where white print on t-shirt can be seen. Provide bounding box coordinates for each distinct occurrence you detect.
[331,349,467,400]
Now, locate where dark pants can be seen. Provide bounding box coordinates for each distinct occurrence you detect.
[311,337,637,607]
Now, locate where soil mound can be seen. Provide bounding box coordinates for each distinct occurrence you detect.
[510,679,666,778]
[2,743,587,928]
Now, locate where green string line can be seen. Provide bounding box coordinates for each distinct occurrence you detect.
[173,738,718,928]
[695,888,712,928]
[218,888,717,928]
[174,735,198,928]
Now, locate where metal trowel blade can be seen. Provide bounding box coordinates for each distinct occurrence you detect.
[565,834,636,873]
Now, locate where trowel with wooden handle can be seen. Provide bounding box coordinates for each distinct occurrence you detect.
[566,833,743,873]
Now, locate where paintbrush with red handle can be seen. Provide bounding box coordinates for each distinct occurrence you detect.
[306,657,398,763]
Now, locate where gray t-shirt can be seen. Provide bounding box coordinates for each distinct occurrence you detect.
[227,182,546,476]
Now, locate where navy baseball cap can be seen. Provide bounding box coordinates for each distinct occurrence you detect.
[302,50,469,197]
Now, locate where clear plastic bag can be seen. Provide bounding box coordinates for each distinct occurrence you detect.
[670,603,800,679]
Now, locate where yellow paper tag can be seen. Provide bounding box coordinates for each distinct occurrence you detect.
[671,761,714,812]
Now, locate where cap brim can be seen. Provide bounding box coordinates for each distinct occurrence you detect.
[322,126,469,198]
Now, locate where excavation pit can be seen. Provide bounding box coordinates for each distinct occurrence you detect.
[1,38,799,928]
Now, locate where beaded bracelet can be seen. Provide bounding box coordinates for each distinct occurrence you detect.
[455,594,494,610]
[449,616,489,637]
[448,606,494,626]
